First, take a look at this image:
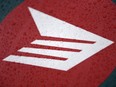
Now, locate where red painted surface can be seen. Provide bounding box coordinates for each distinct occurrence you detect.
[0,0,116,87]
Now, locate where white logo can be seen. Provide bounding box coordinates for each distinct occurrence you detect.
[3,7,114,71]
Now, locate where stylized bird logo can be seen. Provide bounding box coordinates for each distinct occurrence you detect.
[3,7,114,71]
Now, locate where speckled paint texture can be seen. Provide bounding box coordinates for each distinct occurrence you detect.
[0,0,116,87]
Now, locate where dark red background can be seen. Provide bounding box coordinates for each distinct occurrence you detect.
[0,0,116,87]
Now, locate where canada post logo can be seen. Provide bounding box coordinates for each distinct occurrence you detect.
[3,7,114,71]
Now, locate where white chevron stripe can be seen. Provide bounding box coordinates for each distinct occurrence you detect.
[31,40,92,50]
[18,47,78,59]
[3,55,67,71]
